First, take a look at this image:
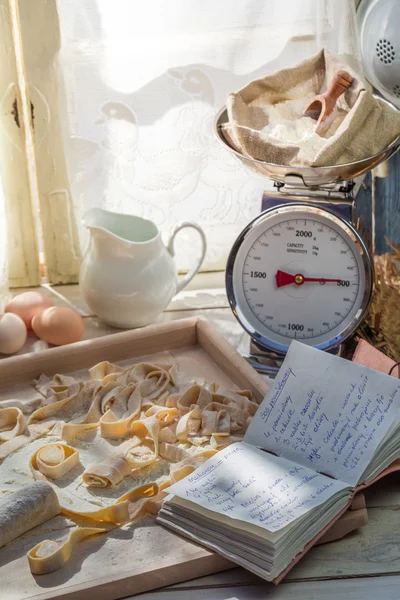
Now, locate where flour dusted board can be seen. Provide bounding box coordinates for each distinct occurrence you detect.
[0,318,268,600]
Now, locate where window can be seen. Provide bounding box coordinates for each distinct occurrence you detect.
[0,0,361,295]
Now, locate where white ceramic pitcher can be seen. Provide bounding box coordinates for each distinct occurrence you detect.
[80,208,207,328]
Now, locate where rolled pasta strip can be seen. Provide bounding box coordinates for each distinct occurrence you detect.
[0,482,60,549]
[28,527,106,575]
[59,381,122,440]
[62,482,159,524]
[119,438,157,470]
[33,373,51,395]
[128,362,171,382]
[224,402,249,433]
[89,361,126,380]
[216,409,230,434]
[0,397,42,414]
[77,381,119,426]
[130,415,160,443]
[145,405,178,425]
[165,393,179,408]
[114,363,173,406]
[127,377,167,411]
[202,403,233,433]
[30,443,80,480]
[177,385,212,415]
[99,384,141,439]
[176,386,199,414]
[112,384,139,417]
[45,381,82,405]
[159,423,177,443]
[60,382,122,441]
[61,421,99,442]
[203,402,246,434]
[99,410,135,439]
[83,381,123,424]
[176,406,202,441]
[100,385,126,414]
[123,416,161,469]
[195,387,214,410]
[128,362,160,380]
[82,455,132,488]
[34,373,77,399]
[159,442,192,463]
[214,388,259,415]
[140,372,171,402]
[0,407,27,441]
[83,418,160,488]
[188,435,210,446]
[28,384,85,424]
[201,410,218,436]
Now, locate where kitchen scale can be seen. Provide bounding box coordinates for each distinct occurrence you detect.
[214,100,400,361]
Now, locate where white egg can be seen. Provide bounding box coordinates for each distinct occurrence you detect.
[0,313,27,354]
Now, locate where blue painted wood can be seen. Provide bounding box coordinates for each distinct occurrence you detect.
[355,152,400,256]
[355,172,372,247]
[374,152,400,254]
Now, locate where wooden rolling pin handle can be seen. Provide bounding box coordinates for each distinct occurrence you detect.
[324,70,353,103]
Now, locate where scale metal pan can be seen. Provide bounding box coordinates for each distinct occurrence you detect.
[214,97,400,187]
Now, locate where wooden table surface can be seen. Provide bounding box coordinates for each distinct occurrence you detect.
[6,276,400,600]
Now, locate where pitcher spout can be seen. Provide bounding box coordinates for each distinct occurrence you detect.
[82,207,160,246]
[82,207,109,231]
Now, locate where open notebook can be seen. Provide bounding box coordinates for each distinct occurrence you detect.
[158,341,400,583]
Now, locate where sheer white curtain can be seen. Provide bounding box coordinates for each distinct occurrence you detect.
[0,0,41,294]
[54,0,361,271]
[0,177,8,309]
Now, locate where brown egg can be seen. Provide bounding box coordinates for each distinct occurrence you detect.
[32,307,85,346]
[5,292,54,329]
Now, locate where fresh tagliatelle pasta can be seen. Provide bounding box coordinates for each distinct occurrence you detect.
[0,407,27,441]
[27,527,107,575]
[0,357,259,575]
[30,443,80,480]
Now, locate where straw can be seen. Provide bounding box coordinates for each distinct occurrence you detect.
[353,240,400,361]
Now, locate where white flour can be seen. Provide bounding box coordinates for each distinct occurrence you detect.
[0,430,184,512]
[257,96,345,155]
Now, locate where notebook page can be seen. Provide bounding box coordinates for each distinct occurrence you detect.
[244,342,400,486]
[165,442,350,533]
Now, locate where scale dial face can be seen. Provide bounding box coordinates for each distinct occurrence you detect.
[226,204,373,353]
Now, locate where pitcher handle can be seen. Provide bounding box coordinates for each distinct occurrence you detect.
[167,222,207,294]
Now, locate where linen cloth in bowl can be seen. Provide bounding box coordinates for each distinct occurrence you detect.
[222,49,400,167]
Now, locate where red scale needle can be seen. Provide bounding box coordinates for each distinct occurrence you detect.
[275,270,342,288]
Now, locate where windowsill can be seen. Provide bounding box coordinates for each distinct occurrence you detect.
[177,270,225,292]
[7,270,252,359]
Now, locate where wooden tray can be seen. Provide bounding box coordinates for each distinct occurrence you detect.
[0,317,369,599]
[0,317,269,600]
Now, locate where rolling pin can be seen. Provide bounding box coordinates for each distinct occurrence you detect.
[304,70,353,134]
[0,482,60,548]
